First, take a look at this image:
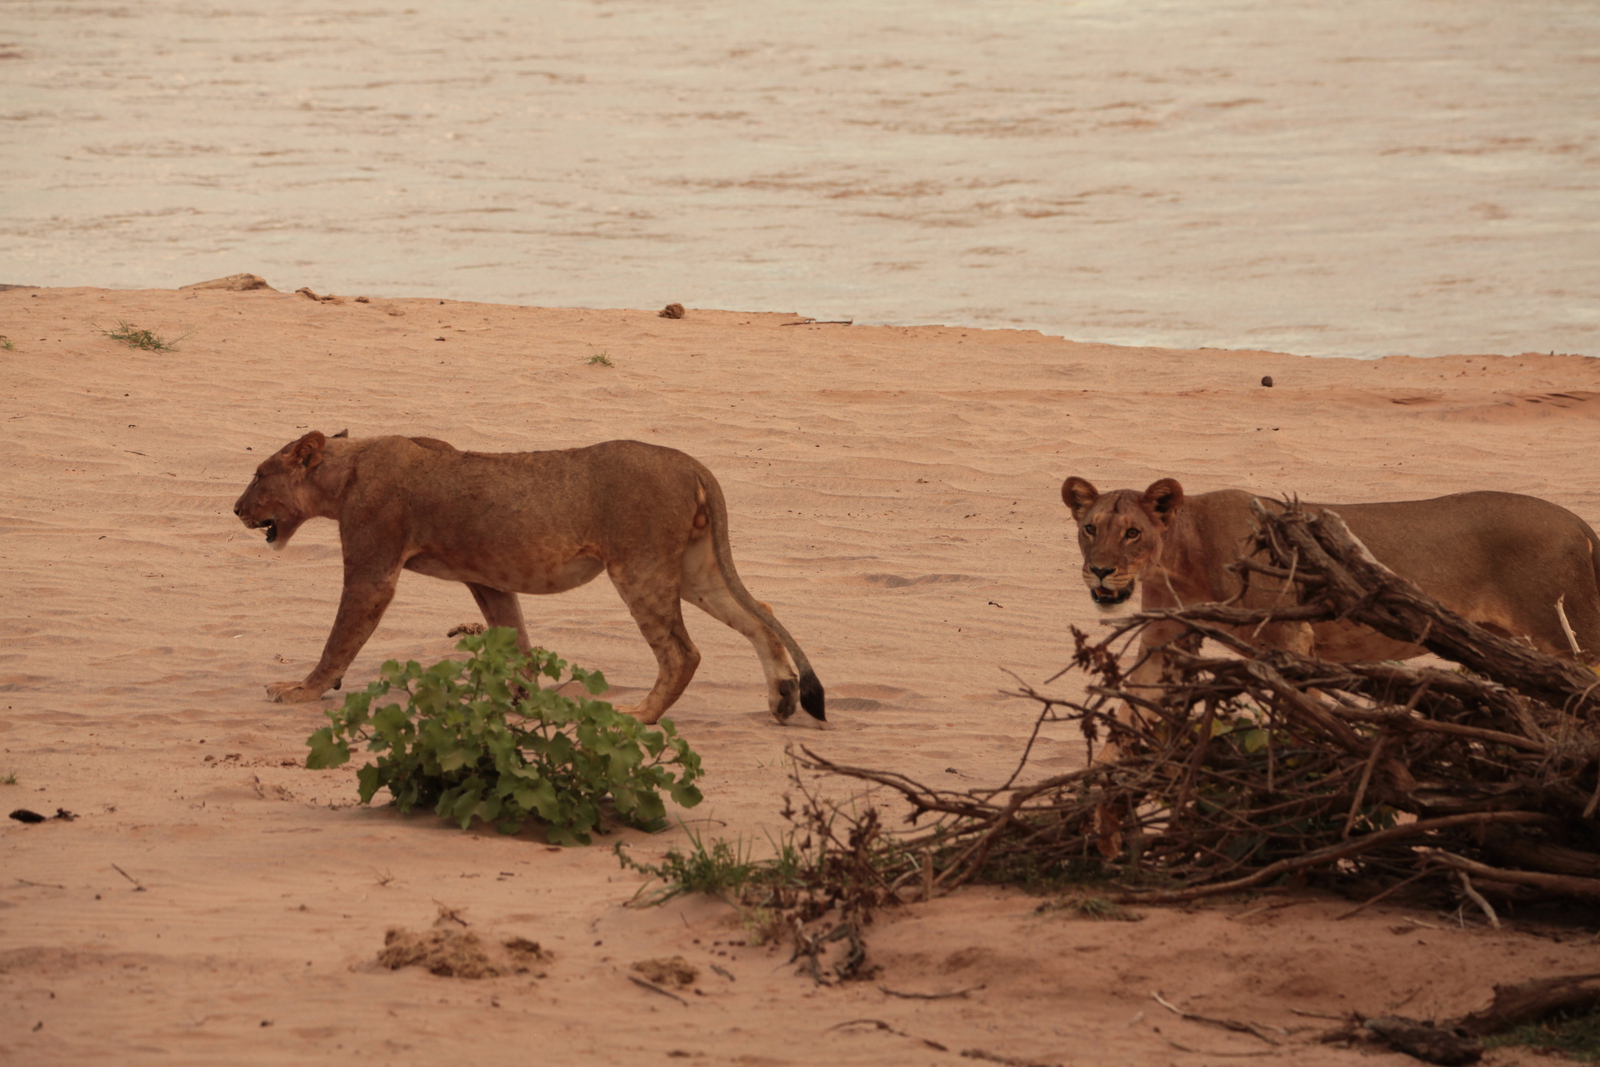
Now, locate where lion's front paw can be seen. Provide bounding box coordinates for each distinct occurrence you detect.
[266,680,326,704]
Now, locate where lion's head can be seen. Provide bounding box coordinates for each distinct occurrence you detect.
[1061,476,1184,608]
[233,431,329,551]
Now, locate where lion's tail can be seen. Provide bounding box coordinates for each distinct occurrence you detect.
[697,470,825,721]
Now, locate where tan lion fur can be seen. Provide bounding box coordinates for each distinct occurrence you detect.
[1061,476,1600,715]
[234,432,824,725]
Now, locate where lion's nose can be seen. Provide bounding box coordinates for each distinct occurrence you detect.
[1089,566,1115,580]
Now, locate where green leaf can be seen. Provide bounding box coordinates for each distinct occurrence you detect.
[611,784,638,816]
[670,780,704,809]
[629,790,666,825]
[372,703,412,743]
[445,781,488,828]
[528,779,562,821]
[547,826,589,847]
[356,763,382,804]
[573,666,608,695]
[304,726,350,769]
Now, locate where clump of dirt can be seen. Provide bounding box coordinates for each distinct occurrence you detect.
[631,956,697,988]
[378,928,551,979]
[502,936,547,969]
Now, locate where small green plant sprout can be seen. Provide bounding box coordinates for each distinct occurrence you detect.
[614,826,804,908]
[0,335,14,351]
[1,771,18,786]
[304,628,703,845]
[586,350,614,367]
[1033,893,1142,922]
[615,827,813,947]
[102,321,185,351]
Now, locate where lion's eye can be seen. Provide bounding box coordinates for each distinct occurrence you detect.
[1125,528,1140,540]
[1083,524,1096,536]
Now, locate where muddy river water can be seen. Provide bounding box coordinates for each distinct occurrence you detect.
[4,0,1596,357]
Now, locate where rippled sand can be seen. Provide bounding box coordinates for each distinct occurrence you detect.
[4,0,1597,357]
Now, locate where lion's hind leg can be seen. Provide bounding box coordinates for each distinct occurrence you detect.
[1525,537,1600,661]
[607,561,702,726]
[1558,589,1600,664]
[678,536,803,723]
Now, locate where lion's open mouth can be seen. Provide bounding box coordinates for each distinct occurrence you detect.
[1090,584,1133,607]
[245,517,279,544]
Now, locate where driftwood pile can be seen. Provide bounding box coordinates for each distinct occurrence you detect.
[799,500,1600,915]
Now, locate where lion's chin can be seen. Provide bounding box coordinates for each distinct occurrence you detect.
[268,525,303,552]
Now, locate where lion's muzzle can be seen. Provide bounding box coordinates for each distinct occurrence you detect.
[1084,564,1135,607]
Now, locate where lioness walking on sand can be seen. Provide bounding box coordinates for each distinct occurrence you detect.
[234,431,825,725]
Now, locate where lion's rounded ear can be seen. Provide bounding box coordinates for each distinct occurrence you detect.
[1143,478,1184,520]
[289,431,327,469]
[1062,476,1099,518]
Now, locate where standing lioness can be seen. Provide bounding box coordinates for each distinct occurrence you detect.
[1062,475,1600,673]
[235,432,824,725]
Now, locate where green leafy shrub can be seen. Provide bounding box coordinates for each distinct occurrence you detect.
[305,628,703,844]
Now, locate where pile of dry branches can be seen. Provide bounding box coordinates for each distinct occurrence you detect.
[799,500,1600,914]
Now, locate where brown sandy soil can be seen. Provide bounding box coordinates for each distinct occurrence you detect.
[2,286,1598,1066]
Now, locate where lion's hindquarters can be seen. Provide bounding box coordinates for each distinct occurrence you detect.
[1335,494,1600,661]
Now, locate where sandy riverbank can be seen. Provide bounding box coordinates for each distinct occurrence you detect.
[2,284,1598,1065]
